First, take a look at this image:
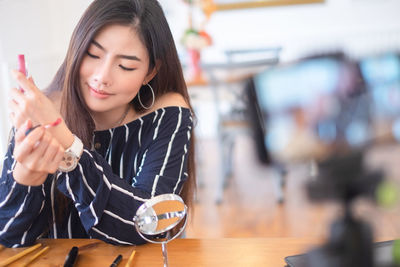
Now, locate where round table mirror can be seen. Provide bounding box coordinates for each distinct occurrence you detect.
[133,194,187,267]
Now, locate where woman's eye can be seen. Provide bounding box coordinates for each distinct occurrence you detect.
[119,65,136,71]
[86,51,99,59]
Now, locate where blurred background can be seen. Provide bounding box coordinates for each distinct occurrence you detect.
[1,0,400,241]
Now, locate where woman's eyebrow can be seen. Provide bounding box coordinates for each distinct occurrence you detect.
[91,40,141,62]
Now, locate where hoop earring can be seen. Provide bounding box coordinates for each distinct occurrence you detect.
[138,83,155,110]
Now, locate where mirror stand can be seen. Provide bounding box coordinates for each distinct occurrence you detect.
[161,240,168,267]
[137,218,187,267]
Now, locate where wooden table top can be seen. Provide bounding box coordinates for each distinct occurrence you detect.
[0,238,320,267]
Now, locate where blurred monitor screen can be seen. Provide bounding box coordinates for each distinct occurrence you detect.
[251,56,373,160]
[252,53,400,160]
[360,53,400,86]
[359,53,400,118]
[253,58,342,114]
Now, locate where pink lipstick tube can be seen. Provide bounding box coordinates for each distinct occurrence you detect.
[18,54,27,76]
[17,54,27,92]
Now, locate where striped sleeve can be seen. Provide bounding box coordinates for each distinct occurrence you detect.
[0,135,52,248]
[135,107,192,197]
[56,107,193,245]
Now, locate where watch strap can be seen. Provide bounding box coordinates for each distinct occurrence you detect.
[66,134,84,158]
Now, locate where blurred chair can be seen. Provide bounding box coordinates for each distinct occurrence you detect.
[244,77,287,203]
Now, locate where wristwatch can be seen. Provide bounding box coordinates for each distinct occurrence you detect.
[58,135,84,172]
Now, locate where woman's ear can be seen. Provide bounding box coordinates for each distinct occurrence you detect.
[144,60,161,84]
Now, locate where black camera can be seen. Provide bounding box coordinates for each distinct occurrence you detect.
[304,149,392,267]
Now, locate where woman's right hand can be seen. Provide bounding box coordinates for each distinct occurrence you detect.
[8,71,60,129]
[8,70,75,150]
[12,120,65,186]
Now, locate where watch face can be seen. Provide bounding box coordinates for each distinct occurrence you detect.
[58,151,78,172]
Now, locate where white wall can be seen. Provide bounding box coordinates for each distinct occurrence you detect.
[0,0,92,87]
[167,0,400,62]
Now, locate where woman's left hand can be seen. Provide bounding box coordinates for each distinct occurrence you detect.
[13,120,65,185]
[8,70,62,129]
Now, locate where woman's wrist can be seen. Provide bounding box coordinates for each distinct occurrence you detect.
[47,120,75,149]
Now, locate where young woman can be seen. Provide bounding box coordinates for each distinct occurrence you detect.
[1,0,195,247]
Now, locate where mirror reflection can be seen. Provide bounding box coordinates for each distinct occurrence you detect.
[135,194,187,235]
[134,194,188,267]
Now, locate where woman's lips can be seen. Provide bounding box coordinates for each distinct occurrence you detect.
[89,85,112,99]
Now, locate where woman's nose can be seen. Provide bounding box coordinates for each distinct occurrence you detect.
[93,61,112,87]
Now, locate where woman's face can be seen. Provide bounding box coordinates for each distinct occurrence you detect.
[79,24,153,115]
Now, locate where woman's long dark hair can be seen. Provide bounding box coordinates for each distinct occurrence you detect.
[47,0,196,210]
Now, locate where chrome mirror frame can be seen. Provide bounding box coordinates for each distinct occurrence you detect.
[133,194,188,267]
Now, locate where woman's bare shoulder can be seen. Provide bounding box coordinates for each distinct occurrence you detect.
[153,92,189,110]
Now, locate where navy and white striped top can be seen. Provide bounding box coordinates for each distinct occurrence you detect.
[0,106,193,247]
